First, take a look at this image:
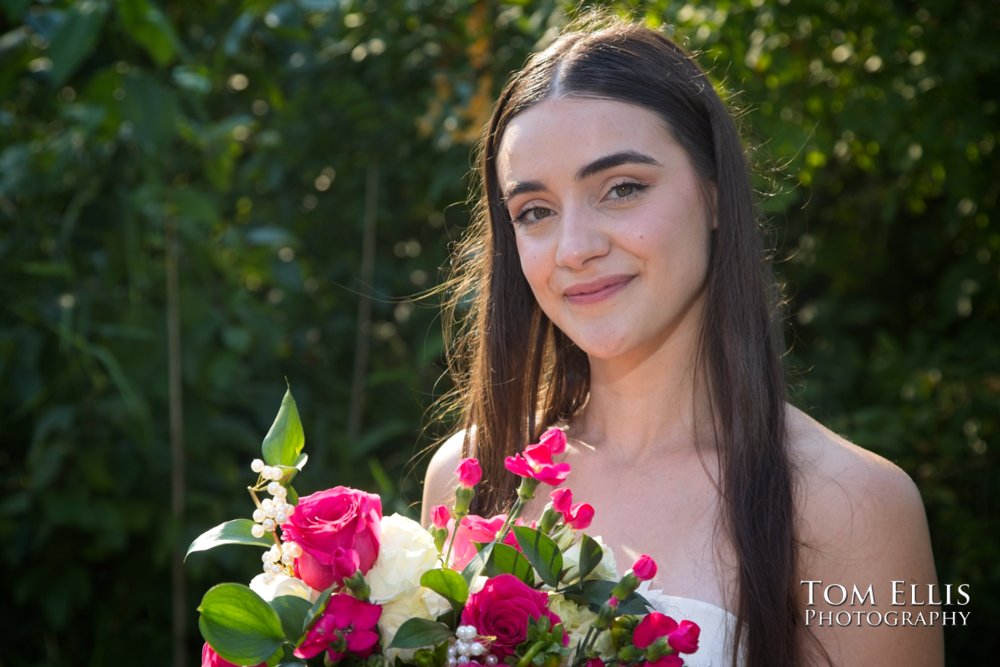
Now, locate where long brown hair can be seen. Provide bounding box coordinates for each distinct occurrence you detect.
[437,17,799,667]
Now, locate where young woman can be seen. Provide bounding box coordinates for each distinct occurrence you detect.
[422,18,942,667]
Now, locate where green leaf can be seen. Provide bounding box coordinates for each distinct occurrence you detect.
[301,586,334,635]
[1,0,31,21]
[185,519,271,560]
[576,534,603,581]
[420,568,469,605]
[262,387,304,466]
[198,584,285,665]
[461,541,493,585]
[117,0,180,67]
[513,526,563,588]
[485,543,535,586]
[269,595,312,643]
[172,65,212,95]
[45,1,110,88]
[120,73,179,155]
[577,580,650,614]
[419,567,469,605]
[387,618,453,649]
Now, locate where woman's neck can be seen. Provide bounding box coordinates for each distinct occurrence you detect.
[571,321,715,462]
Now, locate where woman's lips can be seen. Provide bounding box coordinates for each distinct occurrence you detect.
[563,275,635,305]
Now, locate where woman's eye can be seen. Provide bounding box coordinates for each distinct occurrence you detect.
[607,182,646,200]
[513,205,554,226]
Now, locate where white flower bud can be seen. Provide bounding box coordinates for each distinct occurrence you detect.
[251,458,265,473]
[252,509,266,523]
[251,524,265,539]
[263,518,276,532]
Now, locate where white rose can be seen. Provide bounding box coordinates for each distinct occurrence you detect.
[548,593,614,659]
[561,534,618,583]
[367,513,442,603]
[249,572,316,603]
[366,513,450,658]
[380,586,452,662]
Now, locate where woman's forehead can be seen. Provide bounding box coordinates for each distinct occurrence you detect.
[496,97,678,182]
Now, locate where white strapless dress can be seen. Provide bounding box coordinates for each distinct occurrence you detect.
[637,585,745,667]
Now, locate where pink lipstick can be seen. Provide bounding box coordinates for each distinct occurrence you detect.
[563,274,634,305]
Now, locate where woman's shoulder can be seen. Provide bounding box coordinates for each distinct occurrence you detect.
[786,405,942,662]
[787,405,926,537]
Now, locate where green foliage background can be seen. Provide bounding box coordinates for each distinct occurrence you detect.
[0,0,994,664]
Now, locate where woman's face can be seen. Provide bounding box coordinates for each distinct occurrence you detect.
[496,97,714,365]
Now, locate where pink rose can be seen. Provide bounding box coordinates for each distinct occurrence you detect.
[549,488,595,530]
[280,486,381,591]
[631,554,658,581]
[294,593,381,661]
[201,643,264,667]
[456,457,483,488]
[448,513,506,569]
[460,574,564,660]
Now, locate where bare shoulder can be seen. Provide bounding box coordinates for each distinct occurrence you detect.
[788,406,943,665]
[419,428,472,525]
[789,406,927,553]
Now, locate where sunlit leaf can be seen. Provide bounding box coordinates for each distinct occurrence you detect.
[198,584,284,665]
[262,387,304,467]
[185,519,271,560]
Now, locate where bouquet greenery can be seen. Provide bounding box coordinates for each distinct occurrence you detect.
[188,389,700,667]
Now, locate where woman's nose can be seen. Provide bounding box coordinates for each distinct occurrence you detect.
[554,206,611,269]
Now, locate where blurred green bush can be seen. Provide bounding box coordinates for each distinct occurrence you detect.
[0,0,994,664]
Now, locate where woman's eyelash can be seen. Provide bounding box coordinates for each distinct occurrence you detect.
[509,181,647,224]
[511,205,553,225]
[607,181,648,200]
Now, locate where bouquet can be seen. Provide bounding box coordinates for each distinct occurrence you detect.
[188,388,701,667]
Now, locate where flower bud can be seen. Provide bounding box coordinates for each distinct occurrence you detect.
[616,645,644,662]
[454,485,475,517]
[431,504,450,529]
[632,554,658,581]
[456,457,482,488]
[343,570,370,601]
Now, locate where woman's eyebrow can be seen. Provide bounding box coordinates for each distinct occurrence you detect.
[502,150,661,202]
[576,150,661,180]
[503,180,544,202]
